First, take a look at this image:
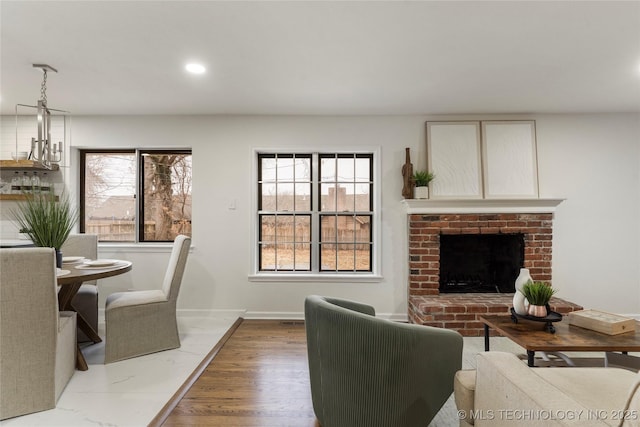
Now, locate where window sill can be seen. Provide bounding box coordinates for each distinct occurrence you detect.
[248,273,383,283]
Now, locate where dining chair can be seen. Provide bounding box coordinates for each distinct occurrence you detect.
[61,234,99,343]
[0,248,77,420]
[304,295,464,427]
[104,235,191,363]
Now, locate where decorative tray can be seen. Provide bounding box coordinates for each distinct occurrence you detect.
[510,307,562,333]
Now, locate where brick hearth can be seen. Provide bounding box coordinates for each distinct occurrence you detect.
[406,210,583,336]
[409,293,583,336]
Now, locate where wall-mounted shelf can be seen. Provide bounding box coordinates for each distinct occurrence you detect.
[0,194,58,201]
[0,160,59,171]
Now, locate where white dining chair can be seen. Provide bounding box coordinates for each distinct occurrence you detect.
[104,235,191,363]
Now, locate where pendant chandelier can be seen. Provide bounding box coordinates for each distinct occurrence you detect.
[15,64,70,170]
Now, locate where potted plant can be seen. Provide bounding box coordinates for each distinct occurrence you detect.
[11,191,79,267]
[521,280,557,317]
[413,170,435,199]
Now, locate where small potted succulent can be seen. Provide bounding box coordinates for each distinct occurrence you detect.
[412,170,435,199]
[521,281,557,317]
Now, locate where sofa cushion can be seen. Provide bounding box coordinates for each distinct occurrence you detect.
[536,368,633,419]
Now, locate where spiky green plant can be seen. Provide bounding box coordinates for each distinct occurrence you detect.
[413,170,435,187]
[11,191,79,250]
[521,280,557,306]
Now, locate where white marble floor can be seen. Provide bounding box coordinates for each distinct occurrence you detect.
[1,313,241,427]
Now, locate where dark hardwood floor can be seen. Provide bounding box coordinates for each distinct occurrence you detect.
[159,319,321,426]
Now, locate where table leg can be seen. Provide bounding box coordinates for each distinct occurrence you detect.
[527,350,535,367]
[71,302,102,344]
[484,324,490,351]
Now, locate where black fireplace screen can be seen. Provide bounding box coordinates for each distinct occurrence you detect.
[439,234,524,293]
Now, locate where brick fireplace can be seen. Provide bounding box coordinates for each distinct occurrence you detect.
[404,199,582,336]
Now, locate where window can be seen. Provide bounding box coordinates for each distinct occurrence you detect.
[257,152,375,274]
[80,149,192,242]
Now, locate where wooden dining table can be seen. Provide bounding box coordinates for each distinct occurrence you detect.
[57,260,132,370]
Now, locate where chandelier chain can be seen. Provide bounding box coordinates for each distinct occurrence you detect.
[40,70,48,103]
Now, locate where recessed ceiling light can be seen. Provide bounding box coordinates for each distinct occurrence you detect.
[185,63,206,74]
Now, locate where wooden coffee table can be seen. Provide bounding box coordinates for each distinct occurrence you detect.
[480,314,640,367]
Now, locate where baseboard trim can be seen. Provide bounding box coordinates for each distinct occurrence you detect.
[243,311,408,322]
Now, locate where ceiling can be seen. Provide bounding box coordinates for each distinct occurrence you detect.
[1,1,639,116]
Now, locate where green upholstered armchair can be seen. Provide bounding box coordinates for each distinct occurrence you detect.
[304,295,463,427]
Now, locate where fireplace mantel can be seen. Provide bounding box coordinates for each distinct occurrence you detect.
[402,198,564,214]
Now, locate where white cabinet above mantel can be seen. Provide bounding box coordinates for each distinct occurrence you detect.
[402,198,565,214]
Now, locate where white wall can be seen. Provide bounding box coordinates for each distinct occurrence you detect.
[2,113,639,317]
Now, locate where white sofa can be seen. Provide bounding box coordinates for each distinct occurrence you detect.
[455,352,640,427]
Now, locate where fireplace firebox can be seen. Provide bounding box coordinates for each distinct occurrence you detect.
[439,234,524,293]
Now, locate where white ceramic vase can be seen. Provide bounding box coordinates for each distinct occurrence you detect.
[514,268,532,292]
[414,186,429,199]
[513,268,533,315]
[512,290,528,315]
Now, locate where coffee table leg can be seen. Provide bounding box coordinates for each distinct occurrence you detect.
[527,350,535,367]
[484,324,490,351]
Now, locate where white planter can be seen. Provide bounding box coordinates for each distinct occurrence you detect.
[514,268,532,292]
[414,186,429,199]
[513,268,533,315]
[512,290,528,315]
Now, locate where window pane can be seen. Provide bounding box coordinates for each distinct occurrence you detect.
[294,157,311,181]
[142,153,192,241]
[355,215,372,242]
[277,157,294,181]
[275,215,295,242]
[320,156,336,181]
[276,183,294,211]
[336,244,356,271]
[294,183,311,211]
[294,243,311,270]
[340,184,356,212]
[260,215,276,243]
[337,157,354,182]
[320,215,337,243]
[320,244,337,270]
[261,183,276,211]
[354,244,371,271]
[84,152,136,242]
[261,156,277,182]
[295,216,311,243]
[337,215,355,243]
[260,243,275,270]
[355,157,370,182]
[356,183,371,211]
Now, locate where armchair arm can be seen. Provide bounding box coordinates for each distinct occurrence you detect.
[321,295,376,316]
